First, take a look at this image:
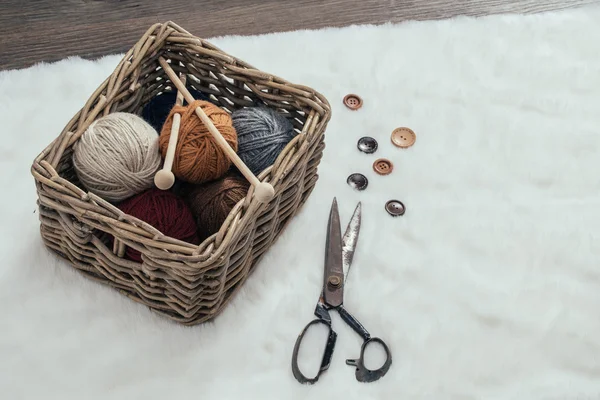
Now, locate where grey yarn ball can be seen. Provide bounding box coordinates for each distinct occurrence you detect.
[72,112,162,203]
[231,107,297,175]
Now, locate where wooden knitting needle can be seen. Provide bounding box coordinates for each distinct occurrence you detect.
[154,74,187,190]
[158,57,275,204]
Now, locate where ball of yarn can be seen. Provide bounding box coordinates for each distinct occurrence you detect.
[73,112,161,203]
[183,173,250,240]
[160,100,238,184]
[231,107,297,175]
[116,188,199,262]
[141,88,211,132]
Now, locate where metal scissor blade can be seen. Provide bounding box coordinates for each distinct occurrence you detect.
[323,198,344,308]
[342,202,361,281]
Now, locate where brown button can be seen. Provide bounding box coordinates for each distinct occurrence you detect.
[373,158,393,175]
[343,94,363,110]
[391,127,416,148]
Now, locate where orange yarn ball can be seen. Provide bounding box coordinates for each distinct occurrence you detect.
[159,100,238,184]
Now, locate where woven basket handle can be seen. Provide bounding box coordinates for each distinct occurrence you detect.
[158,57,275,204]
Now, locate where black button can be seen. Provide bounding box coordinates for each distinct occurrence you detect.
[347,173,368,191]
[357,137,378,154]
[385,200,405,216]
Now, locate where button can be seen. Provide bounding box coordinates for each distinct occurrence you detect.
[347,173,368,191]
[357,137,378,154]
[391,127,416,148]
[343,94,363,110]
[385,200,405,216]
[373,158,393,175]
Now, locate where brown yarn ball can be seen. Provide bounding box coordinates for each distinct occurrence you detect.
[184,173,250,240]
[160,100,238,184]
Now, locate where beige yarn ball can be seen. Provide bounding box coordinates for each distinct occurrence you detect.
[73,112,161,203]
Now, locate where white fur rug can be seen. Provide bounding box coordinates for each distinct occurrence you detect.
[2,6,600,399]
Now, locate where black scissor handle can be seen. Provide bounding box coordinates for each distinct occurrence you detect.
[346,337,392,383]
[291,318,338,384]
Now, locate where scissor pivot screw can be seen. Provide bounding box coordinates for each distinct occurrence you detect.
[328,276,341,287]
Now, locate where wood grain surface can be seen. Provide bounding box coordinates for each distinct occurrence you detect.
[0,0,596,70]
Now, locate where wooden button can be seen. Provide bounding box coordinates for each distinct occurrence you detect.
[373,158,393,175]
[385,200,405,216]
[343,94,363,110]
[391,127,416,148]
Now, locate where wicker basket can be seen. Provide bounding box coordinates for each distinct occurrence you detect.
[30,22,331,325]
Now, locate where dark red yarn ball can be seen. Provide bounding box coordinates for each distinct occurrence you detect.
[116,188,199,262]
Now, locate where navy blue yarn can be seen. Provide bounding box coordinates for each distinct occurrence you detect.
[141,87,211,132]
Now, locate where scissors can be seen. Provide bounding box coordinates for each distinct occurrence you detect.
[291,198,392,384]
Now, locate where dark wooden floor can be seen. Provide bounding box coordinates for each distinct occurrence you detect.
[0,0,596,70]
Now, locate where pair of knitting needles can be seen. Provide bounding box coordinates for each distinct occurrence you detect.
[154,57,275,204]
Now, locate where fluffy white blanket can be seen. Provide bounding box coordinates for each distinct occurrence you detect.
[2,6,600,399]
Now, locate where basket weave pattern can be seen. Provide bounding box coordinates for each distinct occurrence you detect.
[30,22,331,325]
